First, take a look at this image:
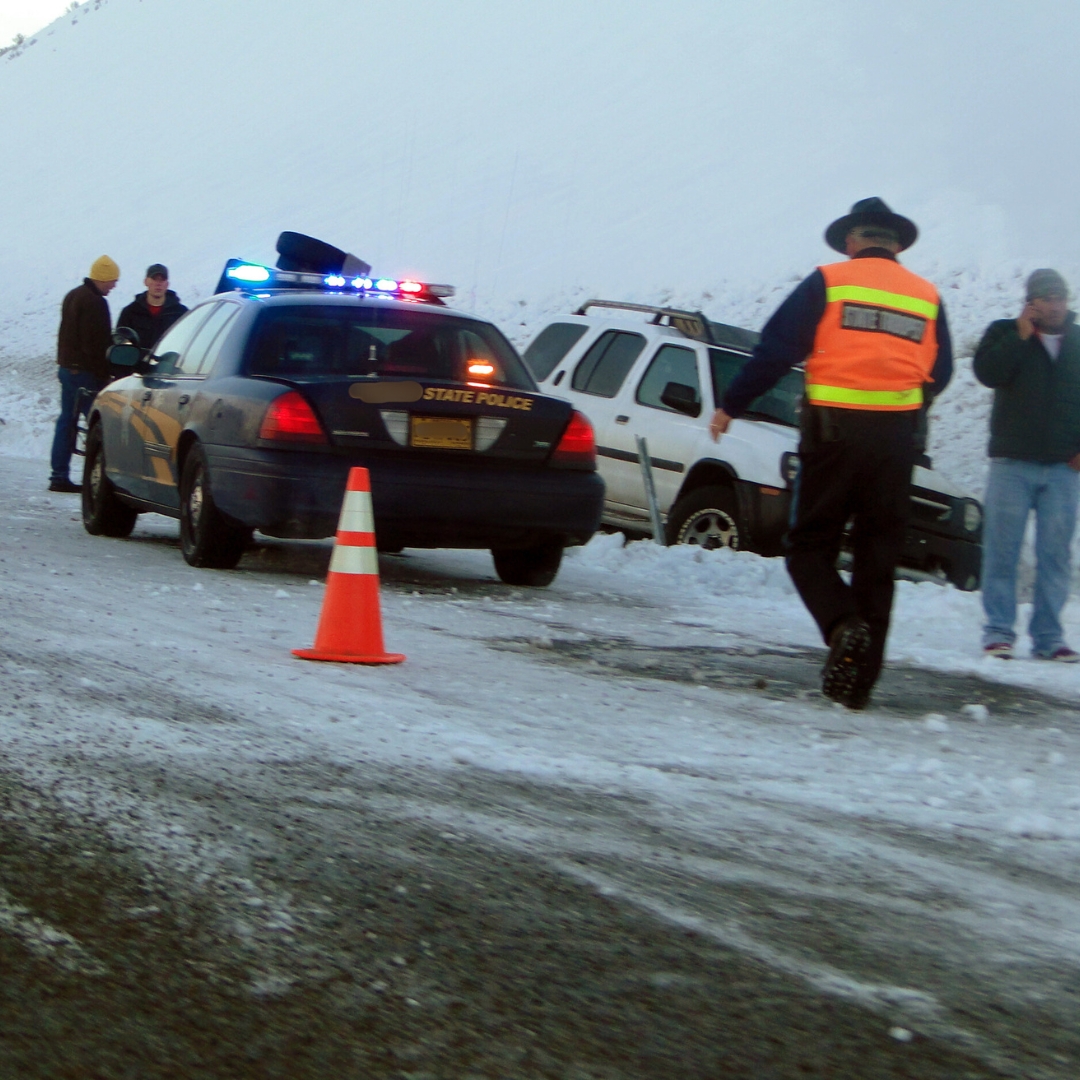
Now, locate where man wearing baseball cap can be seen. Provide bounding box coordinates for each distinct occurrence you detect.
[116,263,188,353]
[48,256,120,492]
[974,269,1080,661]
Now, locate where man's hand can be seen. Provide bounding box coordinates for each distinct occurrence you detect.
[709,408,733,441]
[1017,302,1038,340]
[1069,452,1080,472]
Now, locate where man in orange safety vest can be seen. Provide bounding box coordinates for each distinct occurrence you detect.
[711,198,953,708]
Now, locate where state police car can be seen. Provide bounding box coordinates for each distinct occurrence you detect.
[81,234,603,586]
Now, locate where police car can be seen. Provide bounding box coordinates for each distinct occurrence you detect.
[81,234,603,586]
[524,300,982,591]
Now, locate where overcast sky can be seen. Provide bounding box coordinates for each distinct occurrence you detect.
[0,1,70,44]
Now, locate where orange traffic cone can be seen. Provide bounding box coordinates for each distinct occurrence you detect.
[293,467,405,665]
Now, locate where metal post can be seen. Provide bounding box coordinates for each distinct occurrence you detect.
[636,435,666,546]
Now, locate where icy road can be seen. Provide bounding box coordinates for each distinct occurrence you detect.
[1,454,1078,1079]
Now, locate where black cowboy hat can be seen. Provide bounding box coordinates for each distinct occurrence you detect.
[824,197,918,253]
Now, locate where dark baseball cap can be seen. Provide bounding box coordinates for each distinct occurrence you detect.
[145,263,169,279]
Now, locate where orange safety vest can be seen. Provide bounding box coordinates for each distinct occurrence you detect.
[807,258,940,411]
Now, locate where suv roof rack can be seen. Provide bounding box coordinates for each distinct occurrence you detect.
[573,299,760,352]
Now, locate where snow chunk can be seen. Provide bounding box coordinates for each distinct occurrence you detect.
[889,1027,913,1042]
[960,703,989,722]
[1007,814,1064,839]
[923,713,949,733]
[1007,777,1035,798]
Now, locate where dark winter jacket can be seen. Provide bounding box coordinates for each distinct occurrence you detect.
[722,249,953,418]
[116,289,188,351]
[57,279,113,380]
[973,314,1080,463]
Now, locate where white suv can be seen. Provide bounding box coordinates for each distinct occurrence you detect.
[524,300,982,591]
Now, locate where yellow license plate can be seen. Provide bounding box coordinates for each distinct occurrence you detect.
[410,415,473,450]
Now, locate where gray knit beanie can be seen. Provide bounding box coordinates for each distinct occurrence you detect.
[1026,268,1069,300]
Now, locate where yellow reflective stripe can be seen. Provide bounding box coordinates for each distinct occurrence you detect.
[825,285,938,320]
[806,384,923,407]
[329,544,379,575]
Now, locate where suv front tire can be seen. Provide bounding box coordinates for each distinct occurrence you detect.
[666,485,743,550]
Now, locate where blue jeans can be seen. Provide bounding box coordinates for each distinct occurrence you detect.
[49,367,106,482]
[981,457,1079,654]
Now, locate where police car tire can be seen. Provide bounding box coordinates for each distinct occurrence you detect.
[492,541,564,587]
[81,423,137,538]
[666,485,742,550]
[179,445,250,569]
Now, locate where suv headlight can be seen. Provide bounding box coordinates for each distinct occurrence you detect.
[780,451,801,486]
[962,499,982,533]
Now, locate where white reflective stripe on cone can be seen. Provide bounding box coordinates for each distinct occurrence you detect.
[338,493,375,534]
[329,544,380,576]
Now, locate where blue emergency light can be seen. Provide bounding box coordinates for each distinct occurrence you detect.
[220,258,454,301]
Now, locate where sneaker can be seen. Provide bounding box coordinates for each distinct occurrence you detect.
[822,616,873,709]
[983,642,1013,660]
[1036,646,1080,663]
[47,477,81,493]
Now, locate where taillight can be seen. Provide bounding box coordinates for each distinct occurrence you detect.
[258,390,327,443]
[551,410,595,468]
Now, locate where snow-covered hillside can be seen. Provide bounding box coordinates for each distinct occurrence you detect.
[3,0,1080,495]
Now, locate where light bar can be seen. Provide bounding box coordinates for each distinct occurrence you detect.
[226,262,272,283]
[221,257,455,300]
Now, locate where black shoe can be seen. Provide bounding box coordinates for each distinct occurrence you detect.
[822,616,873,709]
[48,478,82,493]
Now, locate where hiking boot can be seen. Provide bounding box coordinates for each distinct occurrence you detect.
[822,616,873,709]
[982,642,1013,660]
[48,477,81,493]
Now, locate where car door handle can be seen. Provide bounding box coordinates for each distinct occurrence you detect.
[178,394,191,406]
[615,415,629,424]
[141,391,152,402]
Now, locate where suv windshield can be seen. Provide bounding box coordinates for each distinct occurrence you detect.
[246,305,536,389]
[709,348,802,428]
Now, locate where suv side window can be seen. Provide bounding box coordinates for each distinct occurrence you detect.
[636,345,700,411]
[523,323,588,381]
[571,331,645,397]
[708,347,802,427]
[151,305,217,375]
[181,303,239,375]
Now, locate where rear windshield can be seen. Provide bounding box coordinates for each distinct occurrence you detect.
[246,305,536,390]
[709,348,802,428]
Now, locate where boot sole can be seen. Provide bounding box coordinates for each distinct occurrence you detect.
[822,622,873,707]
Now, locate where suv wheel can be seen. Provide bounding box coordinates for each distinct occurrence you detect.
[666,486,742,550]
[81,423,138,538]
[180,445,251,568]
[492,541,564,587]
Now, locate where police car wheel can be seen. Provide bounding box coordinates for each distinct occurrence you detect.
[81,423,137,538]
[666,485,742,550]
[179,445,250,569]
[492,541,564,587]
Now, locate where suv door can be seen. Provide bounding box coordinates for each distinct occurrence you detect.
[566,330,647,513]
[614,342,708,517]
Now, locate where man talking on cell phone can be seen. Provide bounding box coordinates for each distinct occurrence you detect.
[974,269,1080,662]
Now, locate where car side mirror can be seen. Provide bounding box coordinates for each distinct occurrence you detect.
[113,326,140,346]
[107,343,142,368]
[660,381,701,417]
[153,351,180,375]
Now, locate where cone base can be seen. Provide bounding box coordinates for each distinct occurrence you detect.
[292,648,405,665]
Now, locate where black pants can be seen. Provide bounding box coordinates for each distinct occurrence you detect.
[785,405,917,687]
